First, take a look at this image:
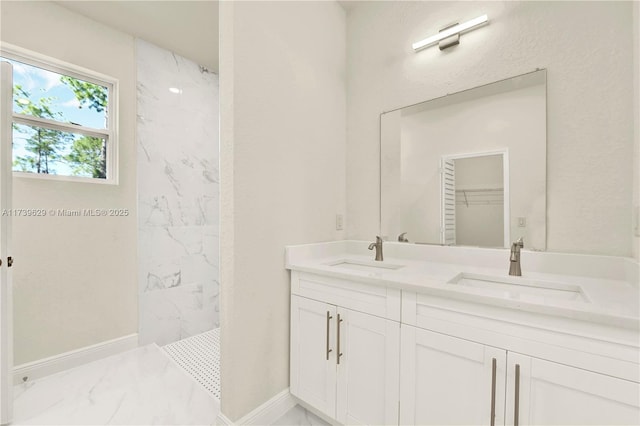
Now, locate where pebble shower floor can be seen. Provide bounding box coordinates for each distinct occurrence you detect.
[163,328,221,400]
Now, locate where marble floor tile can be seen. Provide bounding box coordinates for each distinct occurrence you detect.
[271,405,330,426]
[13,344,218,425]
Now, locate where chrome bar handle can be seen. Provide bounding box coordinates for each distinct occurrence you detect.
[490,358,497,426]
[336,314,343,364]
[514,364,521,426]
[326,311,333,361]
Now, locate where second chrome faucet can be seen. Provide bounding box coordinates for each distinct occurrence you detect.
[509,237,524,276]
[368,236,383,261]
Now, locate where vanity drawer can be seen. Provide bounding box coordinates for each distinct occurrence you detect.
[292,271,401,321]
[402,291,640,382]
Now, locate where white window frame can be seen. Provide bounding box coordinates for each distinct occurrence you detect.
[0,42,119,185]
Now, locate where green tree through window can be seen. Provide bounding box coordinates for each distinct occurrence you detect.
[60,75,108,179]
[13,85,71,174]
[3,55,112,180]
[13,79,108,178]
[66,135,106,178]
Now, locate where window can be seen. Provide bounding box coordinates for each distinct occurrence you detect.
[1,46,117,183]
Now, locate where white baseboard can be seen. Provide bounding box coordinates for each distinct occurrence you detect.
[217,388,297,425]
[13,333,139,383]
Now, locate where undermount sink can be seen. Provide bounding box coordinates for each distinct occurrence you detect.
[447,272,589,303]
[325,259,405,272]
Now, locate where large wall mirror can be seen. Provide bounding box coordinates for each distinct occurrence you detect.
[381,69,547,250]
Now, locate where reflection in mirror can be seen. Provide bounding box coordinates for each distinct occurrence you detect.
[381,70,547,250]
[443,151,508,247]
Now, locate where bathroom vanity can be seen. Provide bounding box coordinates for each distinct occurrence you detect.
[286,241,640,425]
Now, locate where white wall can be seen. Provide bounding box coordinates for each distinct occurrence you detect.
[347,1,635,257]
[456,156,503,189]
[0,1,137,364]
[137,39,219,346]
[219,1,346,420]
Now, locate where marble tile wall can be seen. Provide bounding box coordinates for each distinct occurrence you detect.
[136,39,219,346]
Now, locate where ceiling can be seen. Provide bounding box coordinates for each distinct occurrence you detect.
[55,1,219,71]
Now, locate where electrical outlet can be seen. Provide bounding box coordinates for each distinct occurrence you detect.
[336,214,344,231]
[517,217,526,227]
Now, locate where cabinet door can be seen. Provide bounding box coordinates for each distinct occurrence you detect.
[400,325,506,426]
[336,308,400,425]
[506,353,640,425]
[290,295,337,418]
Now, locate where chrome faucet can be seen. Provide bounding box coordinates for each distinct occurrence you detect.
[398,232,409,242]
[509,237,524,276]
[368,236,384,261]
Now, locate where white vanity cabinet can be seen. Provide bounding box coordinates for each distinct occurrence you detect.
[290,296,337,417]
[505,353,640,425]
[400,325,640,425]
[399,325,506,426]
[290,272,401,425]
[288,265,640,425]
[334,307,400,425]
[400,292,640,425]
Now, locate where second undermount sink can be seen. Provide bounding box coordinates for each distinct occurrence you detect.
[325,259,405,272]
[447,272,589,303]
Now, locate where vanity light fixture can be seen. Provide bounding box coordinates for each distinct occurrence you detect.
[412,14,488,52]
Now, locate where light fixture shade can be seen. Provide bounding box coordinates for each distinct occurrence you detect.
[412,14,489,51]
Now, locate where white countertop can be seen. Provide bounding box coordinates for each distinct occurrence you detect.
[286,241,640,330]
